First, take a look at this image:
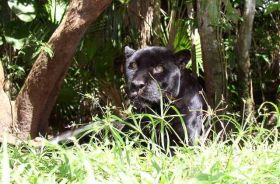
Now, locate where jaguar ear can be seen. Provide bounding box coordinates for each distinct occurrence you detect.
[174,49,191,66]
[124,46,136,59]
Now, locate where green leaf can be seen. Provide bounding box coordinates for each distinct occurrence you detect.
[264,2,280,15]
[32,42,54,59]
[256,0,265,7]
[118,0,130,4]
[45,0,67,24]
[4,36,25,50]
[224,0,240,23]
[7,0,36,22]
[0,37,3,46]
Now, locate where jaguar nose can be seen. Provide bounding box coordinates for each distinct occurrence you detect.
[130,91,138,98]
[131,79,146,92]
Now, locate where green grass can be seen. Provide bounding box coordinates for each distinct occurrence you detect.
[1,103,280,183]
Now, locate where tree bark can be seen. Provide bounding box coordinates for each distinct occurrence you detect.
[152,0,161,45]
[196,0,226,107]
[0,62,13,136]
[236,0,256,117]
[188,1,197,77]
[128,0,155,48]
[14,0,112,139]
[166,7,177,50]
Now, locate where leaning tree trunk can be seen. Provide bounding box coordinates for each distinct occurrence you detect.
[236,0,256,117]
[14,0,112,139]
[196,0,226,107]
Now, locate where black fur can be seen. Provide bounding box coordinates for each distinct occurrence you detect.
[124,46,205,145]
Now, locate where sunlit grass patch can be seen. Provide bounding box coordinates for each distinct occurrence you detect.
[1,102,280,183]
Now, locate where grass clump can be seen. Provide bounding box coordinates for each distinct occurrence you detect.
[1,103,280,183]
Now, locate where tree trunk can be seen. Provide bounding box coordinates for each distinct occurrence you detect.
[13,0,112,139]
[128,0,155,48]
[188,1,197,78]
[236,0,256,117]
[166,7,177,50]
[152,0,161,45]
[196,0,226,107]
[0,62,13,136]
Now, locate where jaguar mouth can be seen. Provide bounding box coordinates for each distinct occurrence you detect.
[130,93,161,109]
[129,82,164,108]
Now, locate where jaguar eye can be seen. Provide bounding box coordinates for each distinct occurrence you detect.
[153,65,164,74]
[128,62,137,70]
